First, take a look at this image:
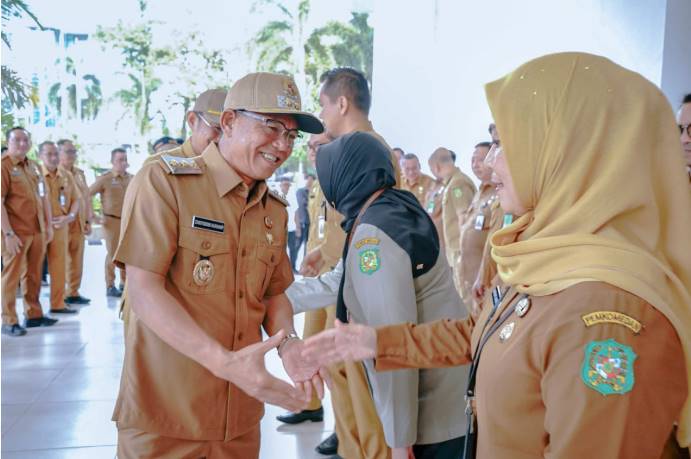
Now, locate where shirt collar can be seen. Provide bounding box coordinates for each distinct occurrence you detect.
[201,142,246,198]
[8,154,27,167]
[41,163,60,178]
[181,138,196,157]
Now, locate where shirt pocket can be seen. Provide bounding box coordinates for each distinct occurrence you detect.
[174,226,231,295]
[254,242,283,297]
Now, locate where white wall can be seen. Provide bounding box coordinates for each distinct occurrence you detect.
[370,0,685,179]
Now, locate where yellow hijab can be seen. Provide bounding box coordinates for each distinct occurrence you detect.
[486,52,691,445]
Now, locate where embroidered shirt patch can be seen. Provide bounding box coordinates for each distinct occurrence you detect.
[581,338,636,395]
[358,248,381,275]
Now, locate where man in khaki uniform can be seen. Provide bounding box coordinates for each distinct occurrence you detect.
[429,147,477,295]
[425,178,445,253]
[458,142,495,309]
[145,88,225,165]
[89,148,132,297]
[112,72,325,458]
[58,139,92,305]
[39,141,80,315]
[296,67,395,459]
[400,153,435,205]
[1,127,57,336]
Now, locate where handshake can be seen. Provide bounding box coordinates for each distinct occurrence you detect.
[215,322,377,413]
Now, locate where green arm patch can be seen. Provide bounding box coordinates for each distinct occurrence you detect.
[453,187,463,198]
[581,338,636,395]
[358,248,381,275]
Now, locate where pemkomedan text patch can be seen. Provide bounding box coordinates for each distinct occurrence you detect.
[192,216,225,233]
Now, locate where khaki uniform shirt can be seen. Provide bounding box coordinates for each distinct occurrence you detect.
[89,170,133,218]
[424,180,445,254]
[1,155,46,236]
[112,143,294,441]
[376,282,686,458]
[41,165,80,220]
[458,184,497,299]
[306,179,345,273]
[64,166,90,232]
[442,167,476,264]
[401,174,435,206]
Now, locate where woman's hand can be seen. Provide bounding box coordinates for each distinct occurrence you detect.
[301,319,377,367]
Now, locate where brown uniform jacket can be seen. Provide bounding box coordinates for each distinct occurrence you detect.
[425,180,445,253]
[89,170,133,218]
[112,143,293,441]
[63,166,89,232]
[42,165,80,221]
[475,201,509,309]
[306,179,345,273]
[376,282,686,458]
[441,167,476,263]
[401,174,435,206]
[1,155,46,236]
[458,184,497,299]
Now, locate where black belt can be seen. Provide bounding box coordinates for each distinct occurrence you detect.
[103,214,121,219]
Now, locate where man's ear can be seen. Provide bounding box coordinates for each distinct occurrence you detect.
[220,110,236,137]
[338,96,349,116]
[186,111,197,130]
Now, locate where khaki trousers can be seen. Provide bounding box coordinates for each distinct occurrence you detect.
[331,359,391,459]
[46,226,68,310]
[302,306,334,411]
[117,425,260,459]
[65,221,85,297]
[2,233,45,324]
[103,215,125,287]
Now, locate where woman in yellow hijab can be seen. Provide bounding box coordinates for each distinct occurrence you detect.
[301,52,691,459]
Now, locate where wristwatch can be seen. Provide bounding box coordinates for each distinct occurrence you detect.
[4,230,15,238]
[277,332,300,358]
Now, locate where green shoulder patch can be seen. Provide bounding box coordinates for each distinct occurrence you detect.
[358,248,381,275]
[453,187,463,198]
[581,338,636,395]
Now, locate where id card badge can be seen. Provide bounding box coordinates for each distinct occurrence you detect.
[38,181,46,198]
[502,213,514,228]
[59,191,67,207]
[474,214,485,230]
[318,215,326,239]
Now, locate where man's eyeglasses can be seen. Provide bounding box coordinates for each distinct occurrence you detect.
[237,110,302,143]
[679,124,691,137]
[195,112,222,136]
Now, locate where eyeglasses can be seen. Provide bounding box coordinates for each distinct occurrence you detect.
[680,124,691,137]
[483,144,503,168]
[237,110,302,144]
[195,112,222,136]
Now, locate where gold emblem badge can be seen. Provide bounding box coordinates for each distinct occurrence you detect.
[193,259,215,286]
[266,232,274,245]
[264,216,273,229]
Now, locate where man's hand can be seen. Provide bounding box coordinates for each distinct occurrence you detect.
[280,338,329,399]
[3,233,22,258]
[212,330,309,413]
[52,216,68,229]
[45,226,54,244]
[302,320,377,367]
[300,248,324,277]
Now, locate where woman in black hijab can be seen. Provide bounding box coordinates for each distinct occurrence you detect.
[315,131,469,459]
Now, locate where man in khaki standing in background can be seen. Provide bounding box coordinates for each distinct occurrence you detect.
[58,139,92,305]
[89,148,132,297]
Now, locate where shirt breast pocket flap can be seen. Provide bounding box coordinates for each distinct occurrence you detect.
[255,243,282,294]
[176,227,231,294]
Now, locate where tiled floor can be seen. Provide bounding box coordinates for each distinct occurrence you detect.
[1,244,334,458]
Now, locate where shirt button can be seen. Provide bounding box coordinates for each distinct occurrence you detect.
[201,241,211,250]
[270,254,275,263]
[241,248,247,257]
[238,332,244,341]
[238,291,244,299]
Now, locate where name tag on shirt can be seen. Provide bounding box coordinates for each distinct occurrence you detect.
[38,181,46,197]
[474,215,485,230]
[59,192,67,207]
[192,216,225,233]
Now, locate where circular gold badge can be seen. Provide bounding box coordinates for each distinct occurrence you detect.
[193,259,215,286]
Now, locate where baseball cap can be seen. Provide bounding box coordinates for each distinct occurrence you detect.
[224,72,324,134]
[192,89,227,125]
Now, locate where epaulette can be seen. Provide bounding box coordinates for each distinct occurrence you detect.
[267,189,289,206]
[159,155,202,175]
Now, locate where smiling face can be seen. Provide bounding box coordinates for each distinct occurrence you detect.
[471,145,492,182]
[486,144,528,216]
[40,143,60,171]
[6,129,31,159]
[219,110,297,183]
[58,140,77,169]
[402,158,421,184]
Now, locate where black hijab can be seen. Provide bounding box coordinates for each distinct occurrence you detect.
[316,131,439,321]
